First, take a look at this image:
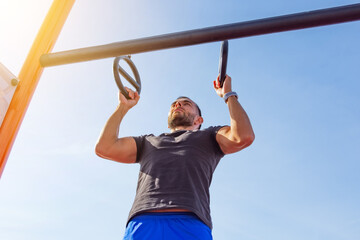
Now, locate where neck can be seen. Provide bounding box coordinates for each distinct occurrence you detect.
[170,125,198,132]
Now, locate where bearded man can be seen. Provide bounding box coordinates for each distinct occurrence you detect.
[95,75,255,240]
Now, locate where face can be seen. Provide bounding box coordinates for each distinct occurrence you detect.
[168,98,200,129]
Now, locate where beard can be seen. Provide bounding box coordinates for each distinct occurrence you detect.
[168,111,195,129]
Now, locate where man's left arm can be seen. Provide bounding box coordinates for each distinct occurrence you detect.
[214,75,255,154]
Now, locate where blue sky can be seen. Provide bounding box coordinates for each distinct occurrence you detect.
[1,0,360,239]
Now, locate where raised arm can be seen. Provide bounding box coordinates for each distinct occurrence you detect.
[95,88,140,163]
[213,75,255,154]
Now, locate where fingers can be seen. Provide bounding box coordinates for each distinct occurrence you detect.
[118,87,140,104]
[213,74,232,99]
[124,87,140,100]
[125,87,133,99]
[213,80,218,89]
[214,74,231,89]
[119,91,127,102]
[213,75,220,89]
[133,91,140,101]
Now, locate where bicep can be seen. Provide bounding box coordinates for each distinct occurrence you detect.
[96,137,138,164]
[215,126,243,155]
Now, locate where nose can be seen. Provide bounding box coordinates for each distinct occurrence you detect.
[174,101,181,108]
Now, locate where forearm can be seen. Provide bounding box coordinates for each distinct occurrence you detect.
[226,96,255,144]
[96,104,129,150]
[214,75,254,153]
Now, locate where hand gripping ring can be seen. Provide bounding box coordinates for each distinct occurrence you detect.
[113,56,141,99]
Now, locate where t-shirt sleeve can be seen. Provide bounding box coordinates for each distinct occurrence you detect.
[208,125,226,157]
[132,135,147,163]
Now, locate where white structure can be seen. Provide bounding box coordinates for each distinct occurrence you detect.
[0,62,18,127]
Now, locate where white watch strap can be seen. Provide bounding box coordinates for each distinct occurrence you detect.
[223,91,238,103]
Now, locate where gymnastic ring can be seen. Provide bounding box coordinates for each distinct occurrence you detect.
[113,56,141,99]
[218,40,228,88]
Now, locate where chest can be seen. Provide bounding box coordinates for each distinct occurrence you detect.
[140,131,218,171]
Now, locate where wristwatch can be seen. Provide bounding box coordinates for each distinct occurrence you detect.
[223,91,238,103]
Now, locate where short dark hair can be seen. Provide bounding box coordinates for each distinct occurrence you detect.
[176,96,202,129]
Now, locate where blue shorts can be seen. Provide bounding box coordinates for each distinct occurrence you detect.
[123,212,213,240]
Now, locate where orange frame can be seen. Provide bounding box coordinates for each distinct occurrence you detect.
[0,0,75,178]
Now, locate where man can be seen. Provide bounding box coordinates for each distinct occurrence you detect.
[95,75,255,239]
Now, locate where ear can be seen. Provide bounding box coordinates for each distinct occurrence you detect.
[194,116,204,126]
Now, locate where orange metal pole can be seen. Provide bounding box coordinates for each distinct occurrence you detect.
[0,0,75,178]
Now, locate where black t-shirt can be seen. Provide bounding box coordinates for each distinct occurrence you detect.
[128,126,225,229]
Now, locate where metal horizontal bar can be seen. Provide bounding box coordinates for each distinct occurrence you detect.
[40,3,360,67]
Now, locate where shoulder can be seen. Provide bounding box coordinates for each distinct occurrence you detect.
[201,125,227,135]
[198,126,227,155]
[133,133,155,141]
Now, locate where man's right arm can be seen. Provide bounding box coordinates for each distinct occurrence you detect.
[95,88,139,164]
